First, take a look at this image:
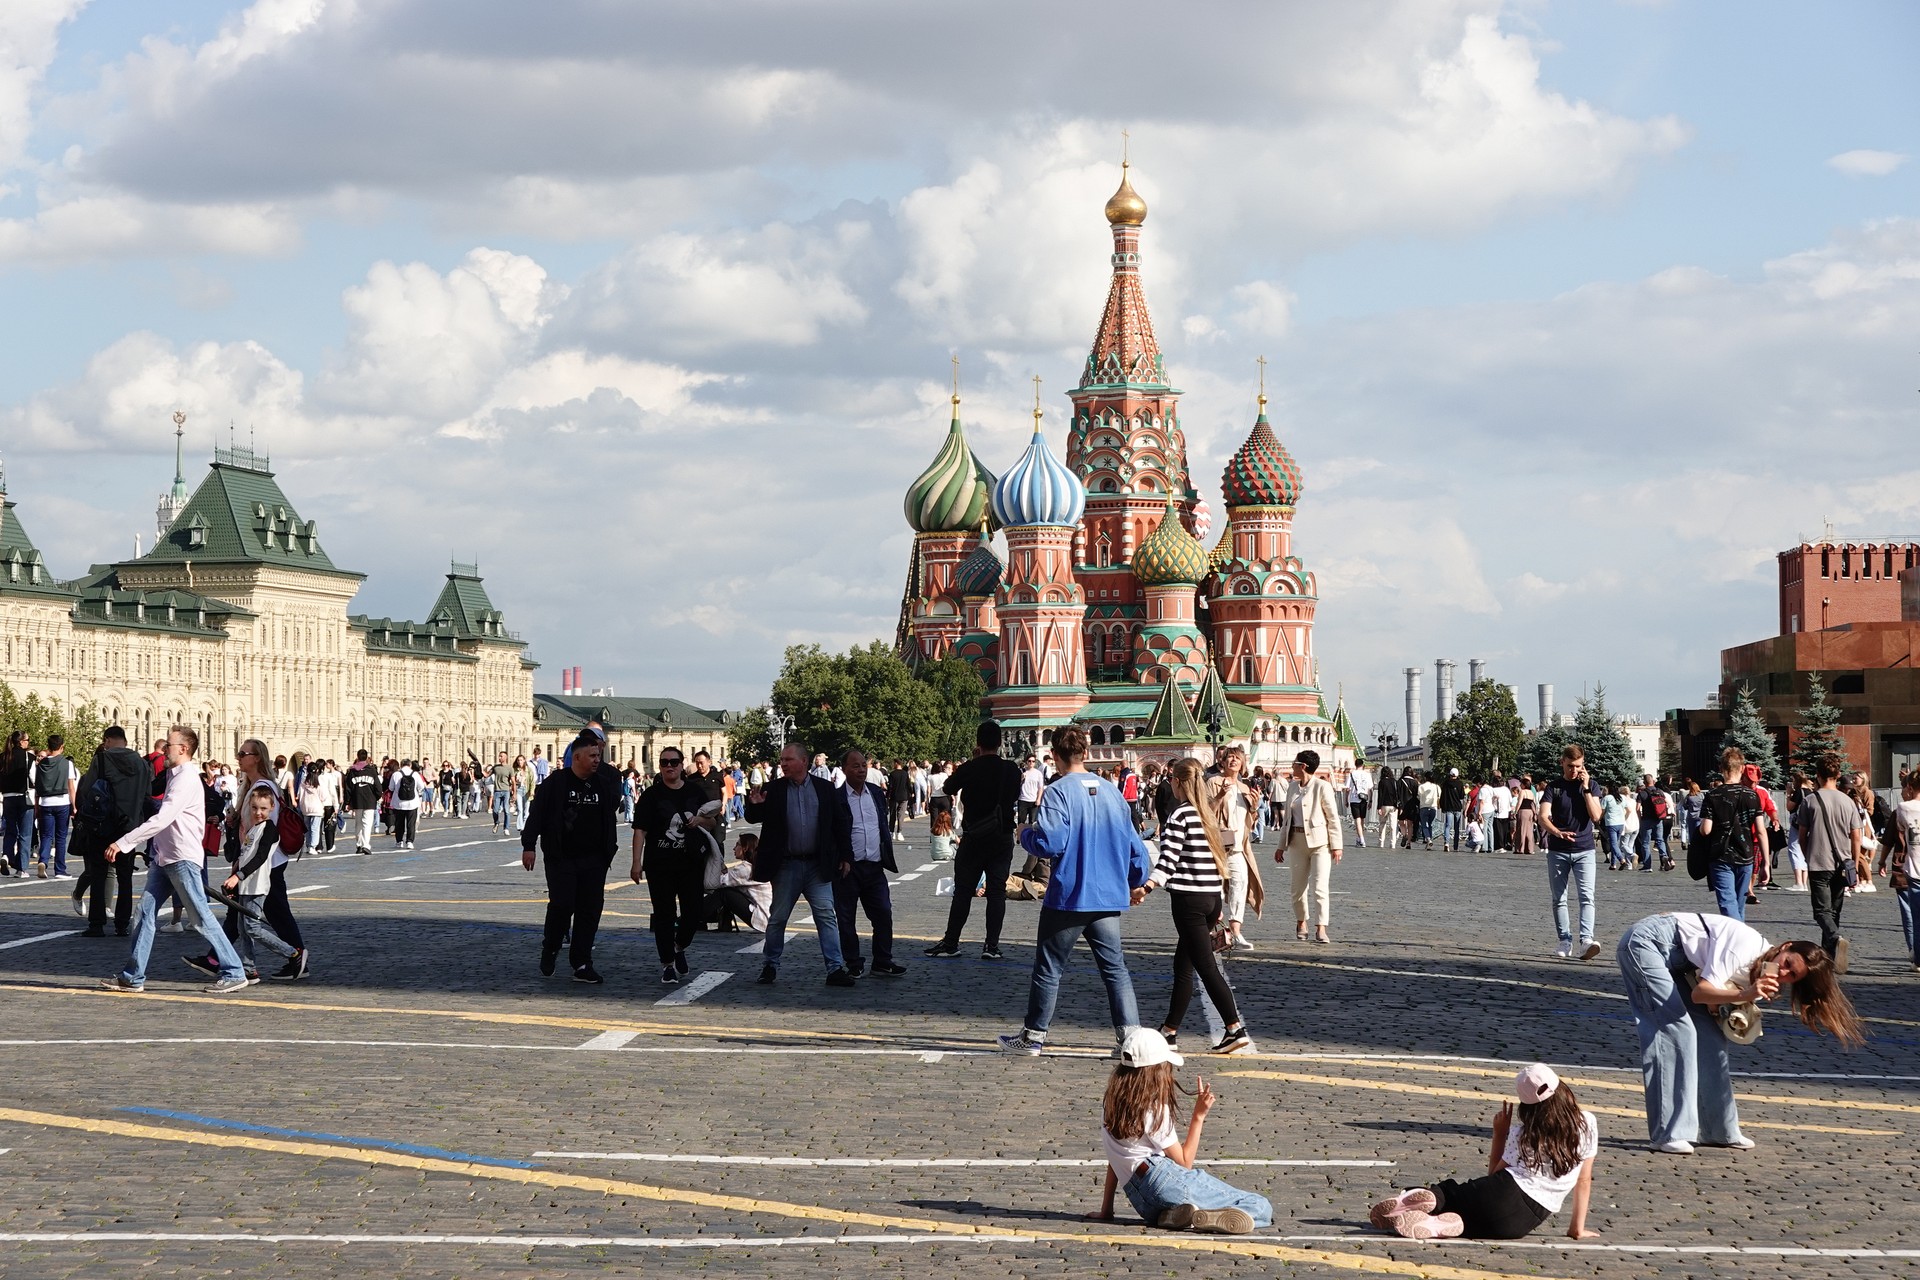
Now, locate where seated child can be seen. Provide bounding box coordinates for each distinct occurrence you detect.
[1369,1064,1598,1241]
[929,807,955,862]
[706,833,770,932]
[1465,818,1485,852]
[1087,1028,1271,1235]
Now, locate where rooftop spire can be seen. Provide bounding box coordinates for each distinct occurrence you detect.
[1256,355,1267,412]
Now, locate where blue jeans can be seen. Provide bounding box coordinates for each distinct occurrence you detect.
[763,858,844,973]
[1895,881,1920,964]
[121,860,245,985]
[1708,860,1752,920]
[1,794,27,869]
[36,805,71,874]
[303,813,323,851]
[1603,824,1628,868]
[1547,848,1596,946]
[1122,1155,1273,1227]
[493,792,511,827]
[1637,822,1668,869]
[1616,914,1742,1146]
[1417,808,1436,842]
[1022,908,1139,1038]
[1442,810,1462,849]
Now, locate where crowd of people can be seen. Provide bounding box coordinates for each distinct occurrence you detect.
[14,712,1895,1245]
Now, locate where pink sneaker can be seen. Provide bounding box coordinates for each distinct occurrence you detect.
[1368,1189,1437,1229]
[1388,1210,1463,1240]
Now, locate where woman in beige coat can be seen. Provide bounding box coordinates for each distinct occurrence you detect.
[1206,746,1264,949]
[1274,748,1344,943]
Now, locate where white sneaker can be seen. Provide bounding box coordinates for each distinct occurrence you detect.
[1652,1139,1694,1154]
[1554,941,1573,959]
[996,1032,1044,1056]
[1723,1135,1755,1150]
[1233,934,1254,950]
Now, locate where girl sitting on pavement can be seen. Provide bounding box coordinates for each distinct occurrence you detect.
[1086,1028,1270,1234]
[928,805,955,862]
[1370,1064,1598,1241]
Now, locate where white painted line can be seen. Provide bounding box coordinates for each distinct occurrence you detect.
[734,939,765,954]
[895,873,922,882]
[654,971,732,1007]
[576,1030,640,1051]
[914,863,936,872]
[0,1232,1029,1251]
[285,885,327,894]
[381,876,413,882]
[432,867,485,875]
[532,1153,1394,1168]
[500,861,525,868]
[0,930,81,951]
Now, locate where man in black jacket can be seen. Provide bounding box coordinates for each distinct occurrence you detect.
[743,741,853,987]
[522,731,623,984]
[343,750,383,855]
[836,750,903,978]
[926,719,1023,960]
[69,726,148,936]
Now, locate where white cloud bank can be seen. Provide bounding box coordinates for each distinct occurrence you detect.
[1828,149,1908,177]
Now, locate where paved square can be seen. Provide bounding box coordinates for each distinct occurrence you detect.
[1,812,1916,1279]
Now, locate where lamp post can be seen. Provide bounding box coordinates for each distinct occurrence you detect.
[1206,704,1225,766]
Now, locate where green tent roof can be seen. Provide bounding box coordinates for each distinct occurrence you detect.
[0,493,74,600]
[134,451,361,580]
[426,562,511,641]
[1138,678,1200,741]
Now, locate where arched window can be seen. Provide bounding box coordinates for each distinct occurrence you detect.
[1110,726,1126,745]
[1096,531,1112,568]
[1090,726,1106,746]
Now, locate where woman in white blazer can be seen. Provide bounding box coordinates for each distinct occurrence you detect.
[1274,749,1344,943]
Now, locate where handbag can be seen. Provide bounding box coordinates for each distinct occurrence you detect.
[1681,959,1763,1045]
[1209,925,1234,953]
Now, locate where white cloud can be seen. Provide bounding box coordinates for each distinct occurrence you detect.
[1827,149,1908,177]
[0,0,85,173]
[0,191,299,264]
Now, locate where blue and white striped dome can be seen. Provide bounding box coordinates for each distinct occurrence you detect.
[991,430,1086,528]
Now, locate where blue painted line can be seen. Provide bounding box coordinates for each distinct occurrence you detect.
[115,1107,537,1168]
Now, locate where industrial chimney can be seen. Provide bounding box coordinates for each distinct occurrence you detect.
[1435,659,1456,722]
[1538,683,1555,730]
[1404,667,1422,746]
[1468,658,1486,687]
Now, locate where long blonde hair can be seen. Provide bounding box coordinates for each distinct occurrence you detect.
[1169,757,1230,881]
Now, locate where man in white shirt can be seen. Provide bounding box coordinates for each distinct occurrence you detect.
[834,750,903,977]
[1491,776,1515,851]
[1345,765,1372,848]
[388,761,422,849]
[101,725,249,992]
[1019,755,1045,824]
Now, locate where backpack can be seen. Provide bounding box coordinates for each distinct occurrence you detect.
[78,771,119,828]
[397,771,417,802]
[33,756,70,798]
[1651,790,1670,820]
[276,787,306,856]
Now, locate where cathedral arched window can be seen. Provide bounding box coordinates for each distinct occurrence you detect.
[1096,531,1112,568]
[1110,726,1126,745]
[1090,726,1106,746]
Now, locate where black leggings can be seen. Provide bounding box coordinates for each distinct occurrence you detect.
[646,858,705,963]
[938,838,1012,949]
[1163,889,1241,1033]
[1429,1170,1550,1239]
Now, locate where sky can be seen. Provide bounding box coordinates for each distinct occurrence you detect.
[1,0,1916,737]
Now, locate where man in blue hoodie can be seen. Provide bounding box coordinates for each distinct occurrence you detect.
[997,724,1152,1055]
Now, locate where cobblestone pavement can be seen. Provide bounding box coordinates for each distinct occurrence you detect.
[1,811,1916,1278]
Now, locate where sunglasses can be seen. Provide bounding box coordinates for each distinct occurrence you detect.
[661,759,685,768]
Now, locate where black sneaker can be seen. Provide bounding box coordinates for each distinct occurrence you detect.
[182,954,219,978]
[825,967,856,988]
[661,965,679,986]
[871,962,907,977]
[539,947,558,977]
[269,950,308,981]
[755,963,776,984]
[980,947,1004,960]
[845,958,866,977]
[673,950,689,977]
[1209,1027,1254,1055]
[573,965,604,985]
[924,941,960,957]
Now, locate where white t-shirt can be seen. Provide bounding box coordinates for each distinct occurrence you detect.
[1492,787,1514,819]
[1896,797,1920,879]
[388,769,422,811]
[1101,1107,1178,1182]
[1021,767,1045,803]
[1503,1110,1598,1212]
[1669,912,1769,988]
[1346,769,1372,803]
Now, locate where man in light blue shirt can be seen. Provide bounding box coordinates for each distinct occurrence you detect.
[998,725,1151,1055]
[835,750,902,977]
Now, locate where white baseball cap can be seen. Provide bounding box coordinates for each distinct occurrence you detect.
[1515,1063,1560,1103]
[1117,1027,1183,1069]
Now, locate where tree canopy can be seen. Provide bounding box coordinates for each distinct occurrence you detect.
[768,641,978,765]
[1721,683,1784,788]
[1788,672,1847,779]
[0,681,105,773]
[1514,686,1639,790]
[1424,679,1524,781]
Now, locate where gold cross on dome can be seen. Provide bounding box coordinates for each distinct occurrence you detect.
[1256,355,1268,409]
[1122,129,1130,165]
[1032,375,1043,426]
[951,353,960,407]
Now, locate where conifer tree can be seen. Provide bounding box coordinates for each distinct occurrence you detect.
[1569,685,1640,790]
[1788,671,1848,778]
[1720,683,1784,788]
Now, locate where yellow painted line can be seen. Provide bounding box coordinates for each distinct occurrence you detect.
[1325,1060,1920,1117]
[0,1104,1567,1280]
[1221,1071,1897,1136]
[0,982,945,1047]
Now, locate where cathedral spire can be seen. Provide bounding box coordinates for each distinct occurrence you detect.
[1082,159,1164,390]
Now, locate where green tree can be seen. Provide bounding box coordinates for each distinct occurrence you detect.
[1516,719,1576,784]
[1423,679,1524,781]
[1658,722,1682,780]
[1570,686,1640,790]
[916,654,990,761]
[770,641,945,765]
[0,679,102,772]
[1787,671,1847,778]
[725,706,779,766]
[1720,682,1784,788]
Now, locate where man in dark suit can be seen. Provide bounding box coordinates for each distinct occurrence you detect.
[836,750,904,978]
[743,741,854,987]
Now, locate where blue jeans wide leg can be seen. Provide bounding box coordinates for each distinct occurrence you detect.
[762,859,844,973]
[1708,861,1752,920]
[1023,908,1139,1038]
[1616,916,1740,1146]
[1548,849,1596,945]
[123,861,245,984]
[1122,1156,1274,1227]
[1442,811,1462,849]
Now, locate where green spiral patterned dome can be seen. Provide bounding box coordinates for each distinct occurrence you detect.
[1134,497,1209,586]
[905,409,996,533]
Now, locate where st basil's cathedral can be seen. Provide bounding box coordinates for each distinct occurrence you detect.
[897,162,1358,768]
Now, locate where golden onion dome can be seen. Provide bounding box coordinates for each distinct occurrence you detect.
[1134,496,1208,586]
[1104,162,1147,226]
[1209,523,1234,570]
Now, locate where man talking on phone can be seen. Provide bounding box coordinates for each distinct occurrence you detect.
[1539,744,1605,962]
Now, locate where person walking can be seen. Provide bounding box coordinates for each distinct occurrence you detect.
[1374,767,1400,850]
[1635,775,1672,871]
[1601,786,1630,871]
[927,721,1024,960]
[885,758,913,835]
[1794,757,1861,971]
[29,733,77,879]
[343,750,382,855]
[1539,745,1603,961]
[836,750,904,978]
[0,729,30,877]
[489,751,515,835]
[388,760,422,849]
[522,730,623,984]
[100,726,249,993]
[1693,749,1763,920]
[1616,911,1861,1153]
[997,726,1151,1056]
[1274,749,1343,943]
[1207,745,1263,951]
[744,742,853,987]
[630,745,718,986]
[1138,758,1254,1054]
[1346,764,1372,848]
[1438,768,1466,852]
[1417,772,1441,849]
[1512,777,1538,856]
[69,725,148,936]
[1882,775,1920,972]
[232,739,309,980]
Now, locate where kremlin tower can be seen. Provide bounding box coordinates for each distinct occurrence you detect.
[899,159,1340,764]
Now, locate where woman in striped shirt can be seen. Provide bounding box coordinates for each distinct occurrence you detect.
[1131,758,1255,1055]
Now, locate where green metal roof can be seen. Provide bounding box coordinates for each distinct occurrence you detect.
[0,496,75,600]
[133,451,362,580]
[427,562,512,641]
[534,694,731,734]
[1141,678,1200,740]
